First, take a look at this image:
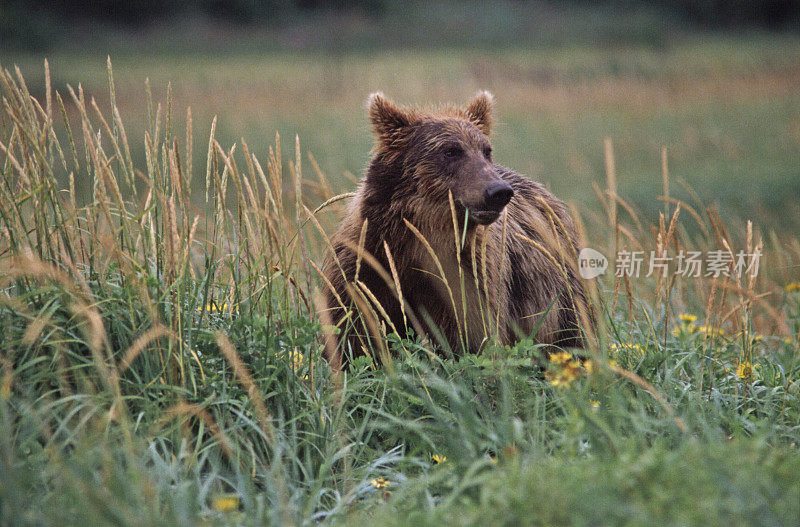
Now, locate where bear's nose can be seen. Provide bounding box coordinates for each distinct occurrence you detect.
[484,181,514,211]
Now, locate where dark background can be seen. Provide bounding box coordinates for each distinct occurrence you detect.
[5,1,800,51]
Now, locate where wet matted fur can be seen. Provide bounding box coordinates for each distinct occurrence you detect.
[321,91,593,367]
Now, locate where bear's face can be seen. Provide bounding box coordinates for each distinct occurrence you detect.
[367,92,514,226]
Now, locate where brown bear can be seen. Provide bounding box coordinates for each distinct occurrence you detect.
[320,91,593,368]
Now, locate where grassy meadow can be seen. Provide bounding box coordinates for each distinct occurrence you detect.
[1,24,800,526]
[8,31,800,232]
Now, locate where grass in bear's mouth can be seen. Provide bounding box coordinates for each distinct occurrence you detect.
[0,59,798,526]
[456,200,500,225]
[469,209,501,224]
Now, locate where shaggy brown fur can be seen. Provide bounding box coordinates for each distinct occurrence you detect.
[321,91,593,367]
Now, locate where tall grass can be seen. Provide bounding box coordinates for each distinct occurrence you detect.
[0,60,798,526]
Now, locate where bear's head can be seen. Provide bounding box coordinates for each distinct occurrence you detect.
[366,91,514,227]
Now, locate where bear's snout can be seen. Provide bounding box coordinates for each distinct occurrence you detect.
[483,181,514,212]
[466,179,514,225]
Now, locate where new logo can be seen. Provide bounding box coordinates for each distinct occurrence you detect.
[578,248,608,279]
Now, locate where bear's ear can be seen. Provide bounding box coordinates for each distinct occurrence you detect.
[464,90,494,135]
[367,92,412,146]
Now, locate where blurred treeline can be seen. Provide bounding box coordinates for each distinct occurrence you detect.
[4,0,800,51]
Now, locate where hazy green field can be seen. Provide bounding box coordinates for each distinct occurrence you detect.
[2,29,800,526]
[6,32,800,235]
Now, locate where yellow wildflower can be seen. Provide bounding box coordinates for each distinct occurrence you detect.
[277,349,309,380]
[584,360,595,374]
[549,351,574,365]
[546,370,573,388]
[546,360,582,388]
[198,302,234,313]
[696,325,724,337]
[611,343,644,357]
[432,454,447,464]
[371,477,389,489]
[590,400,600,409]
[672,323,697,337]
[736,361,757,381]
[678,313,698,323]
[212,495,240,512]
[290,349,305,370]
[785,282,800,292]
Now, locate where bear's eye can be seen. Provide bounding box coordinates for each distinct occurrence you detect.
[443,146,463,159]
[483,147,493,160]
